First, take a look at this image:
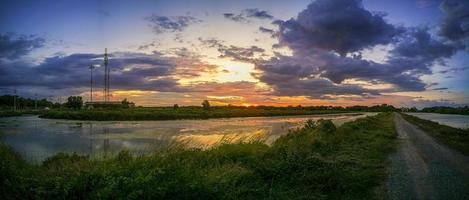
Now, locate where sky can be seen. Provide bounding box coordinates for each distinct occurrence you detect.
[0,0,468,108]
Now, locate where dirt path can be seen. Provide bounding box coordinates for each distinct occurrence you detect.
[387,113,469,200]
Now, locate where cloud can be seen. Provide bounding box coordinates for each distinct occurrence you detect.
[0,33,45,59]
[199,37,265,62]
[218,45,265,62]
[198,37,224,48]
[439,66,468,74]
[275,0,402,56]
[223,8,274,23]
[254,0,461,99]
[432,87,449,90]
[145,15,201,33]
[259,27,275,34]
[438,0,469,44]
[244,8,274,20]
[403,98,468,108]
[223,13,247,22]
[0,49,221,96]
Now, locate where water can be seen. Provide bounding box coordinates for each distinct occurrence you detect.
[406,113,469,129]
[0,113,375,162]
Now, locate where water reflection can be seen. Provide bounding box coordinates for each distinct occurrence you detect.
[0,113,375,162]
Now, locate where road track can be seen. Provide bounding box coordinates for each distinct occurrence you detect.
[387,113,469,200]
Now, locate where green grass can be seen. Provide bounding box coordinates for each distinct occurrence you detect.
[1,113,396,199]
[401,113,469,155]
[40,107,352,121]
[0,110,43,118]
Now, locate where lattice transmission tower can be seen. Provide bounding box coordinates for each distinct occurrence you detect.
[103,48,110,102]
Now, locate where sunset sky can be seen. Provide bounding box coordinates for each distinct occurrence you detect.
[1,0,468,108]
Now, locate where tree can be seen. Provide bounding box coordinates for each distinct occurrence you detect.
[65,96,83,110]
[173,104,179,109]
[202,100,210,110]
[122,98,130,108]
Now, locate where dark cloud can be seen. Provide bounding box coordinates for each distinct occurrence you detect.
[259,27,274,34]
[275,0,402,56]
[0,33,45,59]
[256,54,382,98]
[223,13,247,22]
[0,49,221,96]
[223,8,274,22]
[244,8,274,20]
[438,0,469,44]
[439,66,468,74]
[145,15,201,33]
[432,87,449,90]
[138,41,159,50]
[199,37,265,62]
[198,37,224,48]
[218,45,265,62]
[254,0,462,99]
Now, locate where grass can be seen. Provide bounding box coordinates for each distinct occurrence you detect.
[40,107,352,121]
[1,113,396,199]
[401,113,469,155]
[0,110,43,118]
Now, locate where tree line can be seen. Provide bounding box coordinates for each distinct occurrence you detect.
[0,95,54,110]
[1,95,467,114]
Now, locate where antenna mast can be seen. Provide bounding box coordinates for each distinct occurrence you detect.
[89,64,94,102]
[103,48,110,102]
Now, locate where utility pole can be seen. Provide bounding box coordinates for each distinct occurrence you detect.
[13,89,16,112]
[103,48,109,102]
[89,64,95,102]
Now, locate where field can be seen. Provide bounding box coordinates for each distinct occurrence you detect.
[1,112,396,199]
[39,107,352,121]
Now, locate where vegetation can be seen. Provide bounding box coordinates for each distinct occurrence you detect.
[40,101,402,121]
[65,96,83,110]
[419,106,469,115]
[0,95,54,110]
[401,113,469,155]
[0,110,43,118]
[202,100,210,110]
[40,106,355,121]
[0,113,396,199]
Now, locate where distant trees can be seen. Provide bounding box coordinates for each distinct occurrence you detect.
[202,100,210,110]
[0,95,53,110]
[173,104,179,109]
[122,98,131,108]
[421,106,469,115]
[65,96,83,110]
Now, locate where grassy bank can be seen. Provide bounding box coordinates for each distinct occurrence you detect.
[401,113,469,155]
[1,113,396,199]
[0,110,43,118]
[40,107,353,121]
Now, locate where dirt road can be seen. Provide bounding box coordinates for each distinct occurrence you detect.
[387,113,469,200]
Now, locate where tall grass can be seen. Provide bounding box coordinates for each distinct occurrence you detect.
[1,113,396,199]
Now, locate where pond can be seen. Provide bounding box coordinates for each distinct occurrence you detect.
[0,113,375,162]
[406,112,469,129]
